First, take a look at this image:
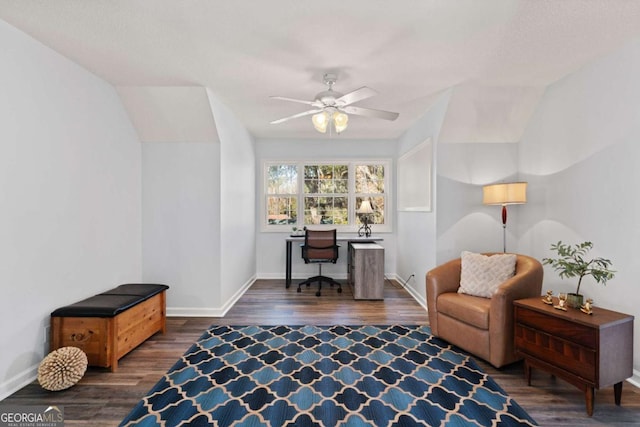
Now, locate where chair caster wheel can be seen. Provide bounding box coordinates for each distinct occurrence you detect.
[297,288,301,293]
[316,291,321,297]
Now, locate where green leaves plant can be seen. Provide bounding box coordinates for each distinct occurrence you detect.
[542,241,615,295]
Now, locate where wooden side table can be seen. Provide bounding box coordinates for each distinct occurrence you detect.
[514,297,634,416]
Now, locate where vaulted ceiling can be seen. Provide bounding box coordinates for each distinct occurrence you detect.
[1,1,639,141]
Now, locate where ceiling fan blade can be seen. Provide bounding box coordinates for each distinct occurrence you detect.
[270,109,323,125]
[270,96,317,106]
[336,87,377,106]
[343,105,399,121]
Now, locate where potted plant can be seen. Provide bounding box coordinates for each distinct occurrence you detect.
[542,241,615,308]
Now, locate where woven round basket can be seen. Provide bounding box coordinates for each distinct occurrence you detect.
[38,346,88,391]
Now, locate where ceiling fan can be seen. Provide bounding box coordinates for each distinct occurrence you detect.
[270,73,399,134]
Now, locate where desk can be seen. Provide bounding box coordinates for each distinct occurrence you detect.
[285,235,383,288]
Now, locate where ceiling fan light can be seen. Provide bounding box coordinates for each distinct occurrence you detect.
[312,111,329,133]
[333,111,348,133]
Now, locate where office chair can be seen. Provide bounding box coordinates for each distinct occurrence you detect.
[298,229,341,297]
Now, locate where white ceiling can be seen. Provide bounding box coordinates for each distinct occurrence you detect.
[1,1,640,141]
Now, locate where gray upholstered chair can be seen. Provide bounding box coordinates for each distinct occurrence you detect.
[426,253,543,368]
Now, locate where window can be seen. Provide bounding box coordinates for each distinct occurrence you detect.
[266,164,297,225]
[355,164,385,226]
[263,160,390,232]
[304,164,348,225]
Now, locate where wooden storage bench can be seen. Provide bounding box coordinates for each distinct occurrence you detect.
[50,283,169,372]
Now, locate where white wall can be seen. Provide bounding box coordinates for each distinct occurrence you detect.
[518,38,640,376]
[436,142,521,262]
[141,143,221,312]
[141,92,257,316]
[395,91,450,305]
[208,93,257,304]
[0,20,142,399]
[255,139,397,280]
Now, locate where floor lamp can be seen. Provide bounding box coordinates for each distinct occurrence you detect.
[482,182,527,253]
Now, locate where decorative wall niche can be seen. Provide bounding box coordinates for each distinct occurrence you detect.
[397,138,432,212]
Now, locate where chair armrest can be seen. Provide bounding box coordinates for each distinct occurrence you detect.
[426,258,462,336]
[489,255,543,366]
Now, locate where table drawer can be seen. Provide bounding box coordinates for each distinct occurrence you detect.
[515,306,596,349]
[515,323,596,382]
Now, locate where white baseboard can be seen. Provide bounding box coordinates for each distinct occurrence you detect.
[389,274,427,311]
[166,307,227,317]
[257,273,348,280]
[628,369,640,389]
[167,275,256,317]
[0,276,258,401]
[0,365,37,402]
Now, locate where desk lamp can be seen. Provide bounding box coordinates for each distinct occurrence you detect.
[357,199,374,237]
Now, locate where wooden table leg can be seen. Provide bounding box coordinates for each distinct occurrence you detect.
[585,386,594,416]
[285,240,292,288]
[614,381,623,406]
[524,360,532,386]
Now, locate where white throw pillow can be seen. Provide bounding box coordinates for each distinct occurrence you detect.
[458,251,517,298]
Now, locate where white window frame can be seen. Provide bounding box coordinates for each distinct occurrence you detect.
[262,159,392,233]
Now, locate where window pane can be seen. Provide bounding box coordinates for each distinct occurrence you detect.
[355,164,385,193]
[334,208,348,224]
[335,165,348,179]
[318,197,331,208]
[305,164,349,195]
[267,196,297,224]
[356,196,385,225]
[303,196,349,225]
[319,180,334,193]
[304,165,318,179]
[304,180,318,193]
[268,165,297,194]
[332,197,348,224]
[370,196,385,224]
[304,197,321,224]
[318,165,333,179]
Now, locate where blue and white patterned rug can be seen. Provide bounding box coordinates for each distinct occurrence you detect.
[120,325,536,426]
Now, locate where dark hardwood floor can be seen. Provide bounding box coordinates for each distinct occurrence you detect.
[2,279,639,426]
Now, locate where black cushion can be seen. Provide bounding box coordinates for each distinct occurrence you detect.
[51,294,148,318]
[100,283,169,299]
[51,283,169,318]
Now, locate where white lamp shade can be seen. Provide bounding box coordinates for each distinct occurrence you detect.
[312,111,329,133]
[312,110,349,134]
[357,199,374,213]
[333,111,348,133]
[482,182,527,205]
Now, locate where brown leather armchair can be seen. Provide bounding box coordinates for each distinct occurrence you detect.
[426,253,543,368]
